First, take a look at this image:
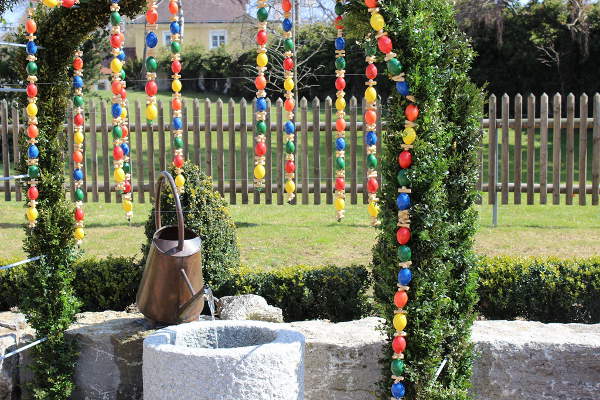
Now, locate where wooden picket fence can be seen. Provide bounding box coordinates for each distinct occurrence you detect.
[1,92,599,205]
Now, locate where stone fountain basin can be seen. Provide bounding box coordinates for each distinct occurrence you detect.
[143,320,305,400]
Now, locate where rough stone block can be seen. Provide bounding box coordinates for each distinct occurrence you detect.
[217,295,284,323]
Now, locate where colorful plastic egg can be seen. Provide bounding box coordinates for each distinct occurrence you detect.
[398,151,412,168]
[114,167,125,182]
[398,245,412,262]
[391,359,405,376]
[378,35,393,54]
[254,164,266,179]
[285,179,295,194]
[334,197,345,211]
[398,268,412,285]
[391,382,406,398]
[175,174,185,187]
[370,12,385,31]
[396,193,410,210]
[365,87,377,103]
[393,313,407,331]
[257,53,268,67]
[284,160,296,174]
[26,207,38,221]
[392,335,406,353]
[394,290,408,308]
[367,201,379,217]
[405,104,419,121]
[403,127,416,145]
[396,227,411,244]
[367,177,379,193]
[335,178,345,191]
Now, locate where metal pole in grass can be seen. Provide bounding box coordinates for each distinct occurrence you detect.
[492,124,499,227]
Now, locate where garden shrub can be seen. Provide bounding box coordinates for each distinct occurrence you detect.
[142,162,240,296]
[222,264,372,322]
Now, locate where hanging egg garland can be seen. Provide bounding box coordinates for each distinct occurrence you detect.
[169,0,185,191]
[253,0,269,191]
[363,44,380,226]
[109,0,133,219]
[24,5,39,228]
[281,0,296,202]
[72,50,86,242]
[363,1,421,399]
[332,0,347,221]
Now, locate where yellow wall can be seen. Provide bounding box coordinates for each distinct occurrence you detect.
[125,22,252,59]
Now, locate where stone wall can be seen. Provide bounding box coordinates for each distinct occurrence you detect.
[1,311,599,399]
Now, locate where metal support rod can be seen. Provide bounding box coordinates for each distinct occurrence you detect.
[0,88,26,93]
[0,174,28,181]
[0,337,47,361]
[0,256,43,271]
[433,358,448,381]
[0,41,44,49]
[492,128,499,227]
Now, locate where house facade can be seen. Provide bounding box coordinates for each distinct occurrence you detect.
[124,0,254,59]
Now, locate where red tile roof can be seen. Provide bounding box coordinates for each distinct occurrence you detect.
[132,0,248,24]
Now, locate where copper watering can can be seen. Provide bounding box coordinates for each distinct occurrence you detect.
[136,171,205,325]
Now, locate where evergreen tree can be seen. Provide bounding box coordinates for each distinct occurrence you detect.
[346,0,483,398]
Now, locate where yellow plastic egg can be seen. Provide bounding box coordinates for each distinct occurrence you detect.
[120,107,127,119]
[26,207,38,222]
[370,12,385,31]
[42,0,59,7]
[74,131,84,144]
[74,227,85,240]
[110,58,122,74]
[403,127,416,145]
[334,197,345,211]
[172,79,182,93]
[284,179,295,194]
[26,103,38,117]
[367,201,379,217]
[393,313,407,331]
[254,164,266,179]
[175,174,185,187]
[284,78,294,91]
[146,104,158,120]
[256,53,268,67]
[335,97,346,111]
[365,87,377,104]
[122,199,133,212]
[114,167,125,183]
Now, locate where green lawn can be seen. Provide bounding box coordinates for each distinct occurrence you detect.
[1,195,599,267]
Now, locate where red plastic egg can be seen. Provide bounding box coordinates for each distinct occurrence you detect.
[256,30,268,45]
[73,57,83,70]
[27,124,38,139]
[392,336,406,353]
[171,60,182,74]
[366,64,377,80]
[25,19,36,34]
[255,75,267,90]
[282,0,292,12]
[336,118,346,132]
[121,125,129,138]
[62,0,75,8]
[119,32,125,45]
[284,99,295,112]
[27,186,38,200]
[73,151,83,163]
[173,155,184,168]
[172,98,182,111]
[255,142,267,156]
[396,227,411,245]
[110,34,122,48]
[283,57,294,71]
[377,35,393,54]
[285,160,296,173]
[367,177,379,193]
[111,80,122,95]
[398,151,412,168]
[405,104,419,122]
[394,291,408,308]
[364,110,377,125]
[113,145,123,160]
[123,180,132,193]
[335,177,345,191]
[335,16,343,29]
[26,83,37,98]
[145,81,158,96]
[335,77,346,91]
[74,208,84,221]
[146,9,158,24]
[74,113,84,126]
[120,88,127,100]
[168,1,178,14]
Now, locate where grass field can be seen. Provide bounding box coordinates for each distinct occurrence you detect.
[1,195,599,267]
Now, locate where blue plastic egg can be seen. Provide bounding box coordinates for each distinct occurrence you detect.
[284,121,295,134]
[335,37,346,50]
[391,382,406,398]
[111,103,122,118]
[336,137,345,151]
[366,131,377,146]
[73,168,84,181]
[396,193,411,210]
[146,32,158,48]
[398,268,412,286]
[26,41,37,55]
[256,97,267,112]
[282,18,292,32]
[27,144,39,159]
[170,21,180,34]
[117,50,126,61]
[120,142,130,156]
[172,117,183,130]
[73,76,84,89]
[396,81,410,96]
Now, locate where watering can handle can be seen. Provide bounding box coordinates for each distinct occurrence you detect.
[155,171,185,251]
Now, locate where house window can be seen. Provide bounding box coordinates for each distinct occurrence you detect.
[163,31,172,46]
[210,30,227,49]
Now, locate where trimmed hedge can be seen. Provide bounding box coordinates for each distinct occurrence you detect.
[478,256,600,323]
[221,264,373,322]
